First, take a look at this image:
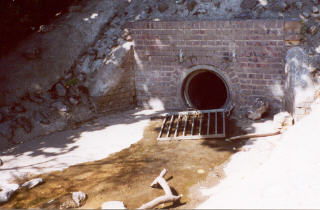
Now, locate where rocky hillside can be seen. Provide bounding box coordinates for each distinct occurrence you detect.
[0,0,319,151]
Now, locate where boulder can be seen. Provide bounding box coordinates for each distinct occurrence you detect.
[176,0,185,5]
[68,97,79,105]
[272,1,289,12]
[194,8,207,15]
[158,2,169,13]
[21,178,44,189]
[55,83,67,97]
[101,201,126,209]
[247,98,269,120]
[294,1,303,9]
[28,93,44,104]
[51,102,69,112]
[16,116,32,133]
[240,0,258,9]
[33,111,50,125]
[307,25,319,35]
[187,0,197,12]
[11,104,26,113]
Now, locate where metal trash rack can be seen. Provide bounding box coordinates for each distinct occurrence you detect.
[157,108,226,141]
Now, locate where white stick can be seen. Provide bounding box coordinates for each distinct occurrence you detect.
[139,169,181,209]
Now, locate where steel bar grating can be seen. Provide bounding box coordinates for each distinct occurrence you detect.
[157,109,226,141]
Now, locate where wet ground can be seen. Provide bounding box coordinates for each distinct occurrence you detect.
[1,117,247,209]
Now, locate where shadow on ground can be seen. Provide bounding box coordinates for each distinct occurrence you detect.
[0,108,255,209]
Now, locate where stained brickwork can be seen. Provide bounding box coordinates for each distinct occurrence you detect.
[129,19,301,115]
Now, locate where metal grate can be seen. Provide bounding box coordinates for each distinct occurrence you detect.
[157,109,226,141]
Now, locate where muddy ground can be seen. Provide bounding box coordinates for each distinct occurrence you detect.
[0,117,247,209]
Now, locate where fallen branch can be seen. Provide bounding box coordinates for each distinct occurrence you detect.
[227,130,281,141]
[138,169,181,209]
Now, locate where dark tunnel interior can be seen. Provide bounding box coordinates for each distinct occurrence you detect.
[185,71,228,110]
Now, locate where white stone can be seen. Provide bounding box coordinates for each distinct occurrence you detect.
[22,178,44,189]
[0,184,19,204]
[72,191,87,207]
[101,201,126,209]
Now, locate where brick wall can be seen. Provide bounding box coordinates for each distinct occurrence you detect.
[129,19,301,115]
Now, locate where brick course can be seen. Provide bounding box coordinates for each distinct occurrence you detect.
[129,19,301,114]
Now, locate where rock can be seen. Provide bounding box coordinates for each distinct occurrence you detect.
[247,98,269,120]
[51,102,69,112]
[273,112,293,130]
[307,25,318,35]
[41,192,87,209]
[272,1,289,12]
[38,24,55,33]
[312,6,319,13]
[240,0,258,9]
[33,111,50,125]
[294,1,303,9]
[77,73,86,82]
[16,117,32,133]
[28,93,44,104]
[22,47,41,60]
[235,11,253,19]
[55,83,67,97]
[101,201,126,209]
[11,103,26,113]
[0,113,3,122]
[69,97,79,105]
[302,11,310,18]
[72,192,87,207]
[194,8,207,15]
[0,121,13,139]
[187,0,197,12]
[255,5,265,14]
[213,0,221,8]
[158,2,169,13]
[0,184,19,204]
[21,178,44,189]
[176,0,185,4]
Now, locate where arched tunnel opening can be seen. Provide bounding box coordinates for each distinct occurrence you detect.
[183,70,229,110]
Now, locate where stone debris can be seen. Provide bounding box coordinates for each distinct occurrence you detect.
[71,191,87,207]
[16,117,32,133]
[51,102,69,112]
[273,111,294,131]
[307,25,319,35]
[21,178,44,189]
[55,83,67,97]
[248,98,269,120]
[0,184,19,204]
[11,104,26,113]
[158,2,169,13]
[312,6,319,14]
[240,0,258,9]
[41,191,87,209]
[101,201,126,209]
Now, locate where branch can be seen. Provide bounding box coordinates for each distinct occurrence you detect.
[228,130,281,141]
[139,169,181,209]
